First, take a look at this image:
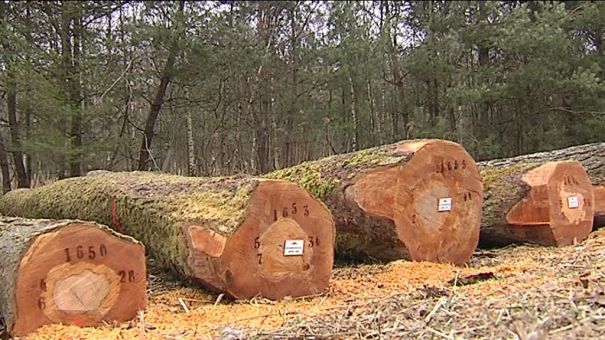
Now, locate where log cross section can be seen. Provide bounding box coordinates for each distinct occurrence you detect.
[266,139,484,265]
[0,217,146,337]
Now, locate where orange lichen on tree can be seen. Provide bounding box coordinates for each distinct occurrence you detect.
[0,217,146,337]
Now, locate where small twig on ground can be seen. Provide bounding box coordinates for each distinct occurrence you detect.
[178,298,190,314]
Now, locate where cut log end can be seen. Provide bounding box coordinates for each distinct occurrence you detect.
[186,179,335,300]
[352,140,483,265]
[12,223,146,336]
[505,161,594,246]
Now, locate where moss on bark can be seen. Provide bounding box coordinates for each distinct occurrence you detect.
[0,172,256,280]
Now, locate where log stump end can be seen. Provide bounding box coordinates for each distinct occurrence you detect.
[505,161,594,246]
[11,222,146,336]
[220,179,335,300]
[354,140,483,265]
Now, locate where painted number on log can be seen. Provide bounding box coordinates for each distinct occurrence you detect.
[568,196,580,209]
[438,198,452,212]
[118,270,136,283]
[308,236,320,247]
[273,203,310,221]
[564,176,580,185]
[64,244,108,262]
[284,240,305,256]
[436,159,467,173]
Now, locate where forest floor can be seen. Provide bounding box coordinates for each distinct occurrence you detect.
[28,229,605,339]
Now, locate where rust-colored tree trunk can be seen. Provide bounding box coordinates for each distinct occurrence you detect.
[0,217,146,337]
[266,139,484,265]
[479,160,594,247]
[0,172,335,300]
[480,142,604,228]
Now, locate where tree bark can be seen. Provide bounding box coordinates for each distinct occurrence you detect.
[68,10,83,177]
[0,172,335,300]
[6,70,29,188]
[0,217,146,337]
[265,139,484,265]
[480,142,604,227]
[185,109,197,177]
[0,133,12,193]
[479,160,594,247]
[137,1,184,171]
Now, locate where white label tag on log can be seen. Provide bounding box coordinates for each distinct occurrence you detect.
[438,198,452,212]
[284,240,304,256]
[568,196,579,209]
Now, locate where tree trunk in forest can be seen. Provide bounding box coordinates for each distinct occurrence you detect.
[0,172,335,300]
[60,1,83,178]
[6,70,29,188]
[68,11,83,177]
[186,109,197,177]
[479,160,594,247]
[348,76,359,151]
[480,142,604,227]
[254,3,275,174]
[0,217,146,337]
[185,88,197,177]
[265,139,484,265]
[0,133,12,193]
[137,1,184,171]
[1,3,28,188]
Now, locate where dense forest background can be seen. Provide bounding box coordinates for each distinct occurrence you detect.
[0,1,603,191]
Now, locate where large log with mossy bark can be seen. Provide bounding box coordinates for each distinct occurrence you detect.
[0,172,335,300]
[265,139,484,265]
[480,142,604,227]
[0,217,146,337]
[479,160,594,247]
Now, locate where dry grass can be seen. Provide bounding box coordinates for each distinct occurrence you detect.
[23,229,605,339]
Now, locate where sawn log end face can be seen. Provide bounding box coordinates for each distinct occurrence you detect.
[505,161,594,246]
[215,179,335,300]
[352,140,483,265]
[11,222,146,337]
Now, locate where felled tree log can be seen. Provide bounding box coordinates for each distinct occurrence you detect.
[0,173,335,300]
[480,142,604,227]
[479,161,594,247]
[265,139,483,265]
[0,217,146,337]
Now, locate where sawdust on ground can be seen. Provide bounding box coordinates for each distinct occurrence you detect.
[25,229,605,339]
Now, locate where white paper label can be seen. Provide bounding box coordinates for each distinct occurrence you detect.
[568,196,579,209]
[283,240,304,256]
[438,198,452,212]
